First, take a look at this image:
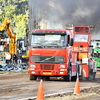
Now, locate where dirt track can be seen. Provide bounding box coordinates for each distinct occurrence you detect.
[0,70,100,100]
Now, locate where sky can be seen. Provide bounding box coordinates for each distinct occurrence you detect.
[29,0,100,39]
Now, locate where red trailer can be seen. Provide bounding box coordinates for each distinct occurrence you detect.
[72,26,97,79]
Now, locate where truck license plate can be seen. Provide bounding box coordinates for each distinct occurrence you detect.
[43,72,52,75]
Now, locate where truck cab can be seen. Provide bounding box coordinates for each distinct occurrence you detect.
[26,29,74,80]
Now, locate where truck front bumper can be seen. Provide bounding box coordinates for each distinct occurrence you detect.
[28,69,67,76]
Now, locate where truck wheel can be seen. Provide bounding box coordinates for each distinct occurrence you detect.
[64,72,72,81]
[64,67,72,81]
[63,76,69,81]
[72,76,77,81]
[30,75,37,80]
[43,77,50,81]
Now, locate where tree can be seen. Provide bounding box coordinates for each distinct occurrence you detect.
[14,14,28,39]
[0,0,28,38]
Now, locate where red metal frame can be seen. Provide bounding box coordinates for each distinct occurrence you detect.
[72,26,91,78]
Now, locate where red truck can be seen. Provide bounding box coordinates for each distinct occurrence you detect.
[25,29,77,81]
[72,26,97,80]
[25,27,97,81]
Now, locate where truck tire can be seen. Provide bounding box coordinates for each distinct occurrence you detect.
[43,77,50,81]
[63,76,69,81]
[72,76,77,81]
[64,60,72,81]
[30,75,37,80]
[64,69,72,81]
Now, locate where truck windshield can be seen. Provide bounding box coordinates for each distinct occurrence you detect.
[31,34,66,48]
[74,34,88,42]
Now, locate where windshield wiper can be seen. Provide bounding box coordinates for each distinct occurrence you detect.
[32,43,43,46]
[44,43,66,48]
[47,43,59,46]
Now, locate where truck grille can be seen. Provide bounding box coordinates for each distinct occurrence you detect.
[40,64,54,70]
[31,56,65,63]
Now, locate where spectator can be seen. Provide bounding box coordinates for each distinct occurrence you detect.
[95,43,99,48]
[5,52,11,64]
[11,52,17,64]
[17,50,22,64]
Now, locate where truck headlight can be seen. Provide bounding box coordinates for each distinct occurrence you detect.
[31,71,35,74]
[59,65,65,68]
[30,64,36,68]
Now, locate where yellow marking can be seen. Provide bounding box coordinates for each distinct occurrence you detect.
[43,72,52,75]
[43,31,45,33]
[47,31,50,33]
[52,31,54,33]
[33,31,35,33]
[79,53,87,59]
[64,69,67,71]
[29,68,31,70]
[62,31,64,33]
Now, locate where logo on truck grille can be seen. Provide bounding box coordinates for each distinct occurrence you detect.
[41,56,55,62]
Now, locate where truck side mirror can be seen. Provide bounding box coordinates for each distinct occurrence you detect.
[24,36,27,47]
[70,38,73,46]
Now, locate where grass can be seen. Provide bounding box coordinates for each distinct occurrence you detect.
[0,69,28,73]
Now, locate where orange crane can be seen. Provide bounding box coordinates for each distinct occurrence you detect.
[0,18,16,55]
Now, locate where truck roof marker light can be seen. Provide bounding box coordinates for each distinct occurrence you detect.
[52,31,54,33]
[90,25,92,28]
[92,25,94,28]
[43,31,45,33]
[90,25,94,28]
[78,45,83,47]
[78,45,80,47]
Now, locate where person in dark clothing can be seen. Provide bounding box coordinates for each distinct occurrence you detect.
[11,52,17,64]
[17,50,22,64]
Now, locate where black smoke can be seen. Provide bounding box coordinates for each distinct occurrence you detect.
[29,0,100,39]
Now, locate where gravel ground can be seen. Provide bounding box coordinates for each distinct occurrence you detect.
[0,70,100,100]
[45,86,100,100]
